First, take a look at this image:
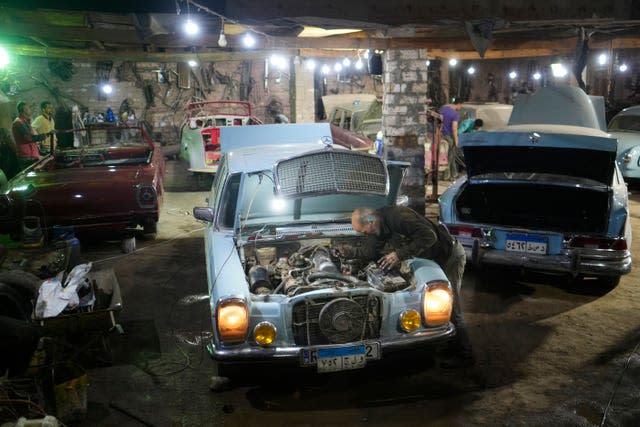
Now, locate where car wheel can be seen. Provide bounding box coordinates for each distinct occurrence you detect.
[0,282,33,320]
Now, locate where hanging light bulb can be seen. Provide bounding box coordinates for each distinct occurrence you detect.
[217,32,227,47]
[355,58,363,70]
[217,18,227,47]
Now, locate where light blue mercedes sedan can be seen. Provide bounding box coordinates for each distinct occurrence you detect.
[608,105,640,182]
[439,86,632,287]
[193,123,456,375]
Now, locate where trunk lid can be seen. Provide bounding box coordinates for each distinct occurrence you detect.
[461,126,617,185]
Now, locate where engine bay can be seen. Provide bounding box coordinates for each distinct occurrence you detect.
[241,238,413,296]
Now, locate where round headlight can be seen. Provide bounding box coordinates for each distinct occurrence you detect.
[254,321,277,346]
[399,309,421,332]
[423,282,453,326]
[217,299,249,343]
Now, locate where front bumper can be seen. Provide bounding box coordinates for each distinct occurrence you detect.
[467,240,632,277]
[207,323,455,362]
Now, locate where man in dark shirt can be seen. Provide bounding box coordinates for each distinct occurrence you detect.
[344,205,475,368]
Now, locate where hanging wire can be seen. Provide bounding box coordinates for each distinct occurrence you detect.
[185,0,271,39]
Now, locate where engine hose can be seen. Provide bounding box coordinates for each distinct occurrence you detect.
[307,271,359,284]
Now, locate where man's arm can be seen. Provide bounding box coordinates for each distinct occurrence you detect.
[452,120,459,147]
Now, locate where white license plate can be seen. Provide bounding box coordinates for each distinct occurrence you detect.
[301,342,381,373]
[505,233,547,254]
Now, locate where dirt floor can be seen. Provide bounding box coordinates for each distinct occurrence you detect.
[4,160,640,426]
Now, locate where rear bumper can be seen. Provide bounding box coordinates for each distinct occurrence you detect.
[207,323,455,362]
[467,240,632,277]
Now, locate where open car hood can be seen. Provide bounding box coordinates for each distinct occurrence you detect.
[461,86,616,185]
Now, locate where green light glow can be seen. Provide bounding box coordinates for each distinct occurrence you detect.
[0,46,9,68]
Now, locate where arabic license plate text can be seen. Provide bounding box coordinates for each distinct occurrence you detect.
[301,342,381,373]
[505,234,547,254]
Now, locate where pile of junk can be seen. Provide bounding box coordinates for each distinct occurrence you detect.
[0,227,123,426]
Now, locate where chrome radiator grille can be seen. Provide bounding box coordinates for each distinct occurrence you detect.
[274,150,387,198]
[291,294,382,346]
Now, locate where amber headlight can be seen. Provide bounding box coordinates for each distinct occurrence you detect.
[399,309,421,332]
[254,322,277,346]
[423,282,453,326]
[216,299,249,343]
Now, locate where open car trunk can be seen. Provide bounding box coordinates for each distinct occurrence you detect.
[455,182,611,234]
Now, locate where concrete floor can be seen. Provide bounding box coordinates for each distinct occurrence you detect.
[5,159,640,426]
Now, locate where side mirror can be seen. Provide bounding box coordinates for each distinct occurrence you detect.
[193,207,214,223]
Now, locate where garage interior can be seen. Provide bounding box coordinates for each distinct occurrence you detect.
[1,1,640,426]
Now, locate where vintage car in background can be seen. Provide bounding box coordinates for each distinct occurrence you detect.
[0,124,165,240]
[459,102,513,131]
[193,123,455,375]
[324,94,382,143]
[180,101,262,173]
[607,105,640,183]
[439,86,632,286]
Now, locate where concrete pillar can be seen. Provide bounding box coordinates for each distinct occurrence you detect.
[293,56,316,123]
[382,48,429,215]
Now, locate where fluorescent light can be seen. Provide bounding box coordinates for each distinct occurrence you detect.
[467,66,476,75]
[509,71,517,80]
[449,58,458,66]
[551,63,568,77]
[598,53,607,66]
[619,63,629,72]
[242,33,256,48]
[305,59,316,71]
[101,84,113,94]
[321,64,330,75]
[184,19,199,36]
[533,72,542,80]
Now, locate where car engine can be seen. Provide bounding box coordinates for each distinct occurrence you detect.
[242,241,412,296]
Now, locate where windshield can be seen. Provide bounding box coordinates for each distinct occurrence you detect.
[231,171,389,230]
[608,115,640,131]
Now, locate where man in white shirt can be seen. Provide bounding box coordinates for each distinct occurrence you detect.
[32,101,57,153]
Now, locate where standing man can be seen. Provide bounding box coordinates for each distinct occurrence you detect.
[440,99,463,180]
[32,101,57,154]
[341,205,475,368]
[11,101,52,169]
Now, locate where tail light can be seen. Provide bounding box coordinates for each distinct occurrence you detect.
[136,184,157,209]
[569,236,627,250]
[447,225,483,238]
[202,128,220,152]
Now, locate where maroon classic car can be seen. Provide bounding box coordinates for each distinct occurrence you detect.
[0,124,164,240]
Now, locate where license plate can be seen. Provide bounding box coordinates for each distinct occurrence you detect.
[300,342,381,373]
[505,233,547,254]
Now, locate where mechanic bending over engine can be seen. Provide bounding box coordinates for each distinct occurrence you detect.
[338,205,475,368]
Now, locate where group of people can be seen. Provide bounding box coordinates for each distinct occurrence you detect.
[10,100,57,170]
[439,99,483,180]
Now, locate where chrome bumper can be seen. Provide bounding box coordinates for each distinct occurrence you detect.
[467,240,632,277]
[207,323,455,362]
